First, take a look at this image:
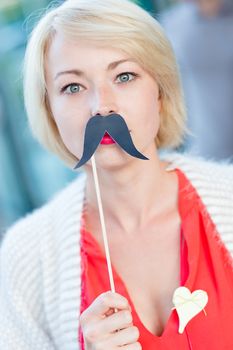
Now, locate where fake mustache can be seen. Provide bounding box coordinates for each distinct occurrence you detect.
[74,114,148,169]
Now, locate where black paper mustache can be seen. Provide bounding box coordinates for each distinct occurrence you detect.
[74,114,148,169]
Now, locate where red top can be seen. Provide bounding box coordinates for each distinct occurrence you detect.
[78,169,233,349]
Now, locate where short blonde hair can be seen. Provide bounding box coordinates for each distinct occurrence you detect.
[24,0,187,167]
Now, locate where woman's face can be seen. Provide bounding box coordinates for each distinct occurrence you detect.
[45,32,161,170]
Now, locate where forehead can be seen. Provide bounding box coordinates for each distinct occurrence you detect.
[45,31,138,76]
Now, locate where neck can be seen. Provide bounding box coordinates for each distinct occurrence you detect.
[84,149,178,237]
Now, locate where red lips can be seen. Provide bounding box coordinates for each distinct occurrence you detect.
[100,132,116,145]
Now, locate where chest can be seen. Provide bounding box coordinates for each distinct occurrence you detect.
[103,218,181,336]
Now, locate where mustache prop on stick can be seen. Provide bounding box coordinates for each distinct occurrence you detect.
[75,113,149,295]
[74,113,148,169]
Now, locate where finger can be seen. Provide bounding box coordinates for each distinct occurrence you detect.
[93,340,141,350]
[111,326,140,347]
[121,342,142,350]
[94,326,140,349]
[105,303,132,317]
[85,309,133,341]
[80,291,130,324]
[92,292,130,316]
[105,308,116,317]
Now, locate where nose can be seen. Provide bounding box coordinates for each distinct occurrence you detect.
[91,84,117,117]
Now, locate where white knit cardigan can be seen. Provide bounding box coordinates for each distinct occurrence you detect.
[0,153,233,350]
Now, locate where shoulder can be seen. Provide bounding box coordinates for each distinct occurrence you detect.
[165,152,233,187]
[163,151,233,256]
[164,152,233,202]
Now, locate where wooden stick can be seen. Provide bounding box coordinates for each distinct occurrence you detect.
[91,155,116,293]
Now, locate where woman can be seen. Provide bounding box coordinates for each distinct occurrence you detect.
[0,0,232,349]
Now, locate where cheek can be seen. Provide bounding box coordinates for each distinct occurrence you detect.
[138,89,161,135]
[49,97,86,155]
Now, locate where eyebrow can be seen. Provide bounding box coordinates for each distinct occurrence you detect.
[54,59,137,80]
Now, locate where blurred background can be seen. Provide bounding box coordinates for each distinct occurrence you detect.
[0,0,232,240]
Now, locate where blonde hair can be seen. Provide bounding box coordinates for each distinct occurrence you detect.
[24,0,187,167]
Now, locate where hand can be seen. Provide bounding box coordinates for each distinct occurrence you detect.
[80,291,141,349]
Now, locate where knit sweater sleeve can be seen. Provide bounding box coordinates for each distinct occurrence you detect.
[0,211,56,350]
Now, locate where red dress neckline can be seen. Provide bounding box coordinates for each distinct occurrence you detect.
[78,168,233,349]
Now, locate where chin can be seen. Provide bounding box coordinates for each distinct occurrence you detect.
[93,147,133,171]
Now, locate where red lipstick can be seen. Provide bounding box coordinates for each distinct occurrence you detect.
[100,132,116,145]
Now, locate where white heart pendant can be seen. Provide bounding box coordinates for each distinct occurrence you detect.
[172,286,208,334]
